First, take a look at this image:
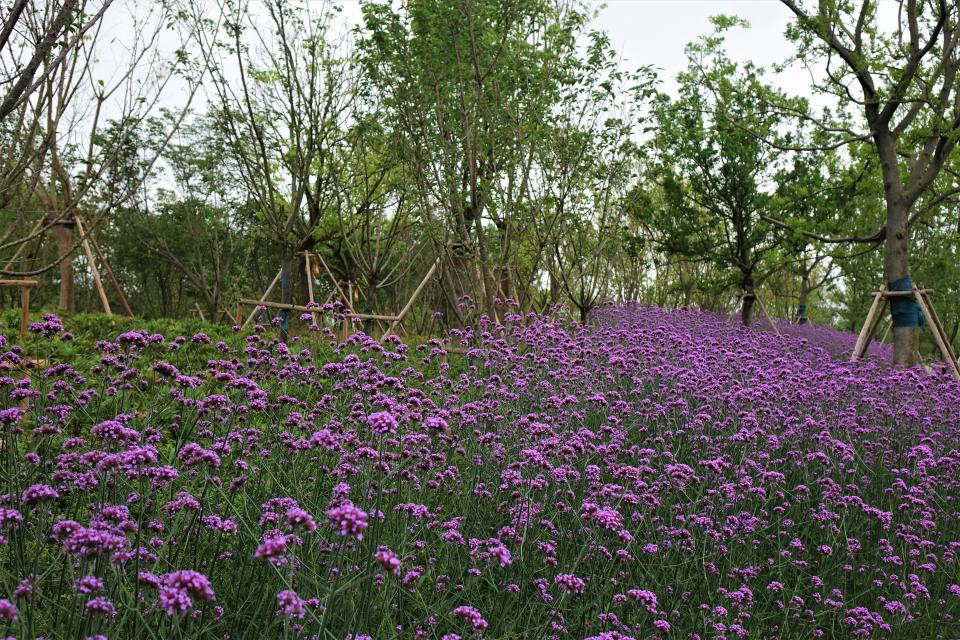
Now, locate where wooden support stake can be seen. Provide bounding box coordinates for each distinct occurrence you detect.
[74,217,111,315]
[919,290,958,365]
[311,251,354,314]
[852,290,885,361]
[383,258,440,339]
[194,302,206,322]
[754,292,780,335]
[914,289,960,381]
[19,286,30,340]
[341,281,353,341]
[350,311,401,322]
[862,299,889,354]
[878,316,891,345]
[87,227,133,316]
[0,279,39,287]
[238,298,389,317]
[241,270,282,329]
[304,253,318,326]
[878,288,934,297]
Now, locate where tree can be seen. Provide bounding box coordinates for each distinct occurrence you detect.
[769,144,878,323]
[358,0,592,324]
[326,113,419,327]
[534,30,651,322]
[124,112,253,320]
[780,0,960,365]
[0,0,209,316]
[203,0,357,340]
[0,0,116,225]
[648,21,789,325]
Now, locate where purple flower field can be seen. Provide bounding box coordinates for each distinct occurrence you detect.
[1,304,959,639]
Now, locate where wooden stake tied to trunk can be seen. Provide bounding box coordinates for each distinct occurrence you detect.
[383,257,440,339]
[851,284,960,381]
[73,216,113,316]
[302,251,354,315]
[852,290,887,362]
[303,253,319,326]
[241,269,282,330]
[4,212,133,318]
[239,298,396,318]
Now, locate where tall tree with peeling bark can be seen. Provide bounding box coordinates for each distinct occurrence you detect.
[779,0,960,365]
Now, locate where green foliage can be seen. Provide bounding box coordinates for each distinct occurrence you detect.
[646,27,790,299]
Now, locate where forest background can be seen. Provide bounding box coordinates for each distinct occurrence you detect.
[2,0,959,364]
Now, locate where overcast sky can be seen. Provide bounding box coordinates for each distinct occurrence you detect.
[591,1,806,91]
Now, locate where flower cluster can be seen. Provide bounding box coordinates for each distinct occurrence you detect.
[1,307,958,639]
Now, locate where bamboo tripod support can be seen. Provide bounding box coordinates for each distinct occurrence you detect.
[382,257,440,339]
[241,269,282,330]
[304,253,319,326]
[238,253,440,341]
[2,214,132,317]
[851,285,960,381]
[73,216,133,317]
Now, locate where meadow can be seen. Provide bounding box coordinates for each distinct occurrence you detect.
[1,304,959,639]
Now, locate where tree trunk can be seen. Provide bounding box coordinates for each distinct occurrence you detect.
[740,272,756,326]
[175,275,184,317]
[884,198,921,366]
[362,277,377,334]
[208,294,219,325]
[740,294,755,326]
[797,272,810,324]
[156,273,169,317]
[579,305,589,324]
[549,270,562,308]
[297,253,310,307]
[875,125,922,367]
[445,242,478,325]
[55,223,75,313]
[496,262,518,318]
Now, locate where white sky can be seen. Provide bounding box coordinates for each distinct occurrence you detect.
[592,0,805,92]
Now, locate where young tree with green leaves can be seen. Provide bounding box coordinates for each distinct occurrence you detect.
[203,0,356,340]
[533,30,654,323]
[649,21,790,325]
[768,144,881,323]
[358,0,597,324]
